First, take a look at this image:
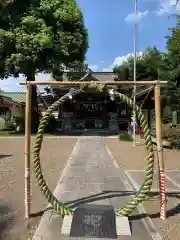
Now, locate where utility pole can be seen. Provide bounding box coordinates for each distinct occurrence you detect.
[133,0,137,146]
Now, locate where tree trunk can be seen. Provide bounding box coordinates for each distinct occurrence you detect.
[26,71,39,134]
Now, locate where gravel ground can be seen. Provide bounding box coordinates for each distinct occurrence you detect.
[104,137,180,170]
[104,137,180,240]
[1,136,179,239]
[0,137,77,240]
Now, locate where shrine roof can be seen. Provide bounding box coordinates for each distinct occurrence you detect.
[42,71,154,98]
[0,91,26,104]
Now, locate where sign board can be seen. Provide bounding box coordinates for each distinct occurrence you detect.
[70,204,117,238]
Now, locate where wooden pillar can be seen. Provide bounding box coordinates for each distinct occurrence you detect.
[154,82,166,220]
[24,83,31,219]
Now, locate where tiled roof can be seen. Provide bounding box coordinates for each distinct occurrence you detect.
[56,71,118,82]
[91,72,117,81]
[50,72,117,92]
[0,92,26,103]
[78,72,117,81]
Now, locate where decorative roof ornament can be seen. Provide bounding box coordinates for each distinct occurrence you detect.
[67,93,73,100]
[108,89,115,101]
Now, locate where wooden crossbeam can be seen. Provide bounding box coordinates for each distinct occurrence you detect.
[20,80,167,86]
[23,77,167,221]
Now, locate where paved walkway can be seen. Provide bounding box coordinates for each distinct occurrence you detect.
[32,136,160,240]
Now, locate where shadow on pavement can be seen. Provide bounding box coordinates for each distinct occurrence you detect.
[0,154,13,160]
[29,190,180,223]
[0,204,15,239]
[63,190,180,220]
[30,206,53,218]
[64,190,136,208]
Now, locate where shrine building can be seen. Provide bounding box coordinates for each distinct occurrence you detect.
[40,72,154,133]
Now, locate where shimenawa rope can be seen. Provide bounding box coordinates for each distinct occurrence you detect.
[33,83,154,217]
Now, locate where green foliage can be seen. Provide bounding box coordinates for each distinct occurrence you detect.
[0,0,88,132]
[165,16,180,121]
[114,47,170,111]
[162,112,172,124]
[0,0,88,77]
[13,116,25,132]
[0,116,5,130]
[114,47,167,81]
[0,0,39,30]
[1,116,25,132]
[119,133,133,141]
[166,125,180,149]
[53,62,89,81]
[4,120,15,130]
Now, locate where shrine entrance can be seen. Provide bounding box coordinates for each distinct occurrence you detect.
[85,119,95,129]
[75,101,107,130]
[79,102,104,118]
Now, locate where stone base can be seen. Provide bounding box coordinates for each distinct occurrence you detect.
[70,204,117,238]
[61,204,131,237]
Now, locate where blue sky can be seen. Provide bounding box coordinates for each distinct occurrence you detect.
[0,0,179,91]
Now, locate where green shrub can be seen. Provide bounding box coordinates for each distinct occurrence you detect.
[0,117,5,130]
[166,125,180,149]
[4,120,15,130]
[119,133,133,141]
[13,116,25,133]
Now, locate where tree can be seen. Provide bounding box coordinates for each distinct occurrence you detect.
[0,0,39,29]
[0,0,88,132]
[66,62,90,80]
[114,47,167,81]
[113,47,171,115]
[53,61,90,81]
[166,16,180,122]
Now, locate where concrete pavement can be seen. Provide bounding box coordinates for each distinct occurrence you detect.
[32,136,160,240]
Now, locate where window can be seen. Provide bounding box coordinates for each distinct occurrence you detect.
[0,107,9,115]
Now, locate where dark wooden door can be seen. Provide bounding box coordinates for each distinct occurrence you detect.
[85,119,95,129]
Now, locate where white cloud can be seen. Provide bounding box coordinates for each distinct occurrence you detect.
[125,10,149,23]
[155,0,180,15]
[0,73,52,92]
[88,65,99,72]
[111,53,134,67]
[103,52,144,72]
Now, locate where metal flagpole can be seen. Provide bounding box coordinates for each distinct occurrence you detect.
[133,0,137,146]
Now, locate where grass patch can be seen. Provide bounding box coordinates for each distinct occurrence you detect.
[0,130,25,136]
[0,131,11,136]
[119,133,133,141]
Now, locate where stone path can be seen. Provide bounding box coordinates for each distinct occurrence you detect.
[32,136,160,240]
